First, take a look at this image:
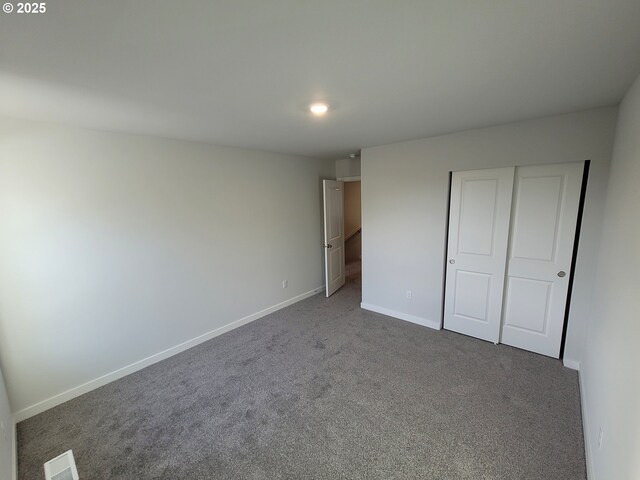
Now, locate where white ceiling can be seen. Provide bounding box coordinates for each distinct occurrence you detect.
[1,0,640,159]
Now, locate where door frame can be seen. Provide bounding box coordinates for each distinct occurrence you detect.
[440,172,453,329]
[337,175,361,182]
[322,176,361,297]
[558,160,590,358]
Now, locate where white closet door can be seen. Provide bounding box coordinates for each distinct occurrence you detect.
[500,162,584,358]
[444,167,515,342]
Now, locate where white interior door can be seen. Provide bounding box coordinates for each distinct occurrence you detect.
[444,167,515,342]
[323,180,345,297]
[500,162,584,357]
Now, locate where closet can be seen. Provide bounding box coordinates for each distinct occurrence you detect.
[443,162,584,358]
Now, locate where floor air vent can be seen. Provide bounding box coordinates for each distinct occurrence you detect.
[44,450,79,480]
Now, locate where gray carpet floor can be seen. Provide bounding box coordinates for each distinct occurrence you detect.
[18,263,586,479]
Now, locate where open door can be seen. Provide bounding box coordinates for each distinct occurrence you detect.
[323,180,345,297]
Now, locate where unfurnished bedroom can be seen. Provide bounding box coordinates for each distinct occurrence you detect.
[0,1,639,479]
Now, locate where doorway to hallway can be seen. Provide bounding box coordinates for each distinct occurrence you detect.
[344,180,361,287]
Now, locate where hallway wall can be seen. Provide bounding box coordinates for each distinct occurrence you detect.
[344,181,361,263]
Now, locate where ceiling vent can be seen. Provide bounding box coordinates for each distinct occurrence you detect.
[44,450,79,480]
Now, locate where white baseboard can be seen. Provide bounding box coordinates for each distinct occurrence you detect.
[563,358,581,371]
[360,302,441,330]
[13,286,324,423]
[578,368,594,480]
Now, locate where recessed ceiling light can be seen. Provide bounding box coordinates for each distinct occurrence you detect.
[309,102,329,115]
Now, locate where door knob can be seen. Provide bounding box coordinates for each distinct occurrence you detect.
[449,259,455,264]
[557,271,566,277]
[323,244,333,249]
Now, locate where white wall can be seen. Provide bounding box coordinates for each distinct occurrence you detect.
[581,75,640,479]
[0,368,12,480]
[336,156,361,179]
[361,107,618,362]
[344,181,361,238]
[0,117,334,417]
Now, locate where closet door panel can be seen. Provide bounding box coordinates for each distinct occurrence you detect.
[500,162,584,357]
[444,167,515,342]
